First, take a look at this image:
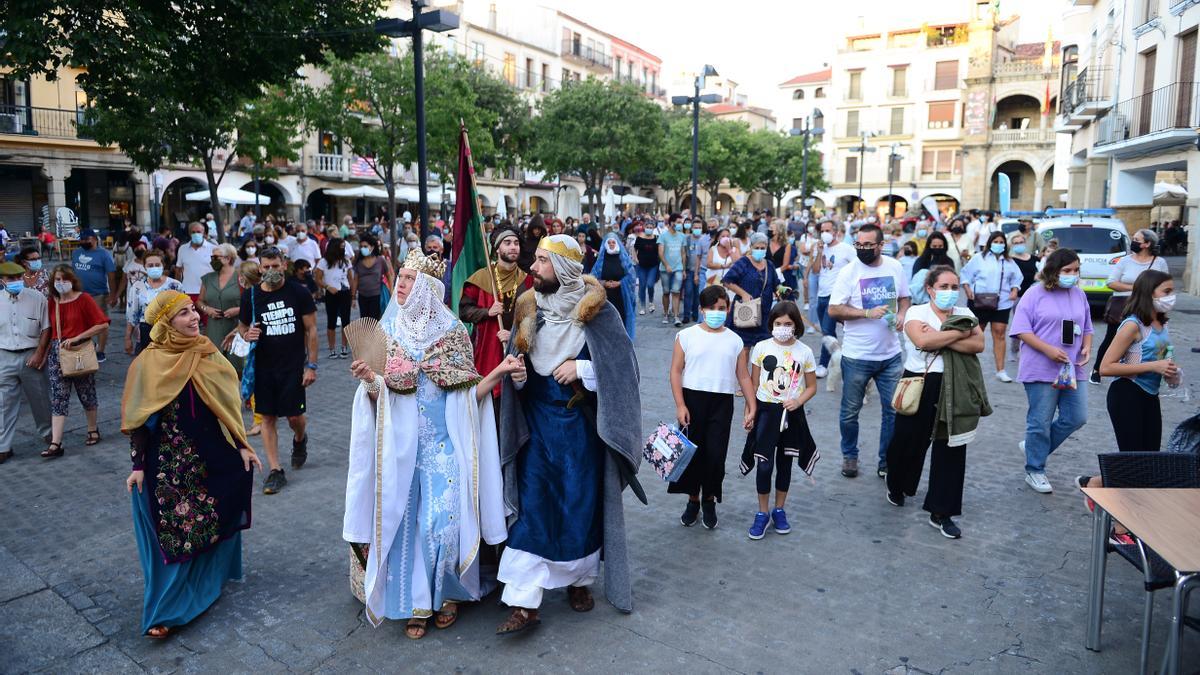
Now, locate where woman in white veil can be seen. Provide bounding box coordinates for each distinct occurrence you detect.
[344,250,522,639]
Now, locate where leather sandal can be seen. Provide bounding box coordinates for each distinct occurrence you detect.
[567,585,594,612]
[41,442,64,459]
[145,625,172,639]
[433,602,459,629]
[496,608,540,635]
[404,618,427,640]
[85,429,101,446]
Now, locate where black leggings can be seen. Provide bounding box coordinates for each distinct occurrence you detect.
[325,289,352,330]
[359,294,382,320]
[1107,377,1162,451]
[1092,320,1118,376]
[885,371,967,517]
[756,445,793,495]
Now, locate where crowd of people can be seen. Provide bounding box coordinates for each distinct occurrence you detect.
[0,203,1191,642]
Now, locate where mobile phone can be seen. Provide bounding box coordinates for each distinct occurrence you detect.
[1062,320,1076,346]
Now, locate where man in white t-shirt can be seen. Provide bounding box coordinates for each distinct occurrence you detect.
[174,221,216,297]
[829,223,912,479]
[286,223,321,267]
[812,220,855,377]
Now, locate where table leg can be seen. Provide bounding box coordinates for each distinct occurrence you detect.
[1086,506,1111,651]
[1164,573,1198,675]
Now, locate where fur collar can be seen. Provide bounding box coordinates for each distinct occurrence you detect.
[514,275,606,353]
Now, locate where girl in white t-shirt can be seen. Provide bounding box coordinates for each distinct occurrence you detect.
[668,286,755,530]
[741,301,818,541]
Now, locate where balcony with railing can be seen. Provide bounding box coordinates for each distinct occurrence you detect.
[1095,81,1200,155]
[0,105,94,141]
[990,127,1054,144]
[994,59,1058,79]
[310,153,345,176]
[1060,66,1112,124]
[561,39,612,71]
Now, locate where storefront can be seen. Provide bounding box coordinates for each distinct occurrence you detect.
[64,168,137,233]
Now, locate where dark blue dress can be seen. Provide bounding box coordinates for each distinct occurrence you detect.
[506,348,604,562]
[724,256,779,348]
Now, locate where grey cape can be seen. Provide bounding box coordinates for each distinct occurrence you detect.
[500,275,645,612]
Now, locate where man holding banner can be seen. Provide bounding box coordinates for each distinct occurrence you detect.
[459,225,531,399]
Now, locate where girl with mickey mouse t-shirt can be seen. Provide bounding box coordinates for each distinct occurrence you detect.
[740,301,819,540]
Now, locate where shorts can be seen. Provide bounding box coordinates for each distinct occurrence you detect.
[660,269,683,294]
[967,303,1011,327]
[89,293,109,316]
[254,364,307,418]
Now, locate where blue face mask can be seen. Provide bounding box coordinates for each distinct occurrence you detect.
[691,228,702,236]
[28,259,42,271]
[361,247,372,257]
[674,223,685,232]
[916,229,928,238]
[751,249,767,262]
[190,233,204,245]
[146,266,164,280]
[703,310,727,328]
[5,281,24,295]
[933,289,958,310]
[990,243,1006,255]
[1012,244,1027,255]
[1059,274,1079,288]
[787,236,796,245]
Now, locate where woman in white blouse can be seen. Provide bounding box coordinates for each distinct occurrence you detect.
[961,231,1023,383]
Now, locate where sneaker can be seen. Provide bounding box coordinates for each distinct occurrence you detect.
[662,316,670,324]
[1025,471,1053,494]
[877,463,888,479]
[96,351,106,363]
[841,458,858,478]
[648,305,656,314]
[680,501,700,527]
[815,365,828,379]
[291,435,308,469]
[328,350,338,360]
[638,307,646,316]
[263,468,287,494]
[674,317,682,328]
[995,370,1013,383]
[1109,531,1136,547]
[701,500,718,530]
[887,491,905,507]
[1088,371,1101,386]
[929,514,962,539]
[1018,440,1026,454]
[340,347,349,359]
[770,508,791,534]
[748,511,770,540]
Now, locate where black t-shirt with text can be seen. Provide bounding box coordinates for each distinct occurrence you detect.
[240,280,316,369]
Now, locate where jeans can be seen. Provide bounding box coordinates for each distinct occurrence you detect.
[807,272,820,326]
[1021,382,1088,473]
[635,265,658,306]
[817,296,838,367]
[839,353,903,466]
[682,271,699,320]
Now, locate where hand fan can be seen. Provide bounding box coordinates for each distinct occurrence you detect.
[344,317,389,377]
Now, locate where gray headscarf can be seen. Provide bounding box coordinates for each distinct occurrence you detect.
[530,235,587,376]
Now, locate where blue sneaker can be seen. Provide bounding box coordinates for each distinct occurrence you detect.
[771,508,792,535]
[747,512,769,540]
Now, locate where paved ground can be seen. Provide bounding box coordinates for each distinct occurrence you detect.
[3,258,1200,673]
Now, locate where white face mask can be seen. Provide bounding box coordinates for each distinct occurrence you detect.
[1153,294,1177,313]
[54,281,73,295]
[772,326,794,342]
[264,236,275,244]
[820,231,834,244]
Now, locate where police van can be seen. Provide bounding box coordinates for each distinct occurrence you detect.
[1034,209,1130,306]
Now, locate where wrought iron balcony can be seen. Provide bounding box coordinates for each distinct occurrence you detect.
[0,105,94,140]
[1095,81,1200,148]
[561,39,612,70]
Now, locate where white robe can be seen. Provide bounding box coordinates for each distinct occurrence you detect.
[343,378,508,627]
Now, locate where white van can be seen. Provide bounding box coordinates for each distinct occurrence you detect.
[1035,209,1130,306]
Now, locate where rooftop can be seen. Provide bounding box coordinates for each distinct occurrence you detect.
[779,68,832,87]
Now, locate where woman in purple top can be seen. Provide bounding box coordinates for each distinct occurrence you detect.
[1008,249,1093,495]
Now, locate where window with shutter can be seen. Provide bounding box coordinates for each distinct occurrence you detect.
[848,71,862,99]
[927,101,955,129]
[846,110,860,137]
[922,150,935,175]
[892,67,907,97]
[845,156,858,182]
[890,107,904,135]
[934,61,958,90]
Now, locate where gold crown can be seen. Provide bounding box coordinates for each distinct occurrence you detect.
[401,249,447,279]
[537,237,583,263]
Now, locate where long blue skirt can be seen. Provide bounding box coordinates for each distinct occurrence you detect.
[131,488,242,634]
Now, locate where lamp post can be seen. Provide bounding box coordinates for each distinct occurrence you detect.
[853,131,877,215]
[788,108,824,213]
[377,1,460,243]
[886,142,904,218]
[672,65,721,217]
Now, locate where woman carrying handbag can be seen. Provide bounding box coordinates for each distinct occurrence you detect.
[45,265,110,458]
[884,266,984,539]
[723,233,779,361]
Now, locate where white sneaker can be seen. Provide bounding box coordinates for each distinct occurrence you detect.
[815,366,828,379]
[1025,471,1053,494]
[638,308,646,316]
[995,370,1013,383]
[662,316,670,324]
[1018,439,1025,453]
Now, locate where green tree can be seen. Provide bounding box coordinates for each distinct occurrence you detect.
[649,111,698,212]
[528,79,664,218]
[731,129,829,214]
[1,0,381,241]
[695,118,751,216]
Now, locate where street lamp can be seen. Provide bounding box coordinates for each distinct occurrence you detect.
[788,108,824,214]
[672,64,721,217]
[377,1,460,243]
[853,131,878,215]
[885,142,906,218]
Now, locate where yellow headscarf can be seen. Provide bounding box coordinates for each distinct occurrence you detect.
[120,290,249,450]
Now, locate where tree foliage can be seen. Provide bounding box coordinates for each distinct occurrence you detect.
[1,0,381,240]
[528,78,664,216]
[731,129,829,212]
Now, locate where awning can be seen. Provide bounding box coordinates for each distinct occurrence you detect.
[1153,182,1187,202]
[617,193,654,205]
[185,187,270,206]
[323,185,423,201]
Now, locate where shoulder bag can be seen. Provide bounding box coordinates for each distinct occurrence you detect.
[972,259,1002,312]
[1103,256,1154,324]
[55,299,99,378]
[733,264,767,328]
[892,351,937,416]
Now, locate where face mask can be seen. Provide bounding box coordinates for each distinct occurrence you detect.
[28,259,42,271]
[674,223,684,232]
[989,243,1006,256]
[807,226,816,235]
[1153,294,1177,313]
[934,289,959,310]
[1130,241,1144,253]
[265,236,276,244]
[703,310,727,328]
[719,237,731,247]
[206,219,215,228]
[82,241,95,250]
[1058,274,1079,288]
[360,246,373,257]
[54,281,73,295]
[146,266,164,280]
[820,232,834,244]
[691,228,702,236]
[246,246,257,256]
[856,247,879,264]
[5,281,24,295]
[772,326,794,342]
[759,219,767,226]
[787,236,796,245]
[930,247,946,256]
[297,232,308,241]
[751,249,767,262]
[210,258,224,272]
[189,233,203,245]
[262,269,285,286]
[951,227,965,235]
[1012,244,1027,255]
[916,229,928,238]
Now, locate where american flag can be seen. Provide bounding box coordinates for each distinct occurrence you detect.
[350,155,377,178]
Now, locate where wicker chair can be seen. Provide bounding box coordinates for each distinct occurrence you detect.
[1096,451,1200,674]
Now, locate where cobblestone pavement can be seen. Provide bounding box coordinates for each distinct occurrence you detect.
[3,261,1200,673]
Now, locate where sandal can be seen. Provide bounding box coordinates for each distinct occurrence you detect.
[404,618,427,640]
[145,625,172,639]
[434,602,459,629]
[41,442,64,459]
[567,585,594,613]
[85,429,101,446]
[247,425,262,437]
[496,608,540,635]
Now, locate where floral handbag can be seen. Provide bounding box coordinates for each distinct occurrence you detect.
[642,422,698,482]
